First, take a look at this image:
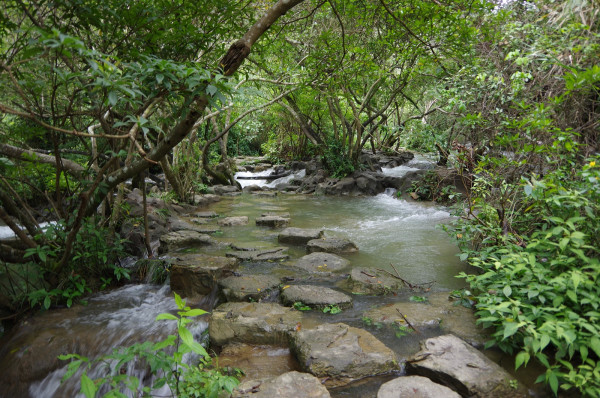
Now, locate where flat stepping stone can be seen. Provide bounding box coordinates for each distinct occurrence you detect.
[214,185,241,195]
[364,302,442,329]
[378,376,460,398]
[346,267,404,295]
[307,237,358,254]
[262,212,291,218]
[209,302,302,346]
[227,247,289,262]
[290,323,398,388]
[158,230,215,253]
[218,216,249,226]
[278,228,323,245]
[169,253,239,297]
[406,334,528,397]
[168,218,220,234]
[281,285,352,310]
[219,275,281,302]
[293,252,349,273]
[233,371,330,398]
[256,215,290,228]
[219,343,300,383]
[194,210,218,218]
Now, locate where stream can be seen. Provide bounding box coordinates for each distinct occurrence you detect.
[0,160,544,397]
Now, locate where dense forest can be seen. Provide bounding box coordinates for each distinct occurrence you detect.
[0,0,599,396]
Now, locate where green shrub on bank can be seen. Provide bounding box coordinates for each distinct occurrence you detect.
[452,158,600,396]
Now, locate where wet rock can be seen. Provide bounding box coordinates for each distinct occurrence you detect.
[363,302,442,329]
[209,302,302,346]
[377,376,460,398]
[218,216,249,226]
[290,323,399,387]
[214,185,241,196]
[406,334,528,398]
[158,230,215,253]
[193,194,221,206]
[169,253,239,297]
[242,184,263,193]
[428,292,490,347]
[219,343,300,382]
[307,237,358,254]
[262,211,291,218]
[168,217,220,234]
[252,191,278,198]
[189,217,208,224]
[293,252,350,273]
[278,228,324,245]
[255,215,290,228]
[194,210,218,218]
[345,268,403,295]
[233,371,330,398]
[227,247,289,262]
[281,285,352,310]
[219,275,281,302]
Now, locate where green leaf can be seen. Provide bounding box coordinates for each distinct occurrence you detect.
[503,285,512,297]
[180,309,208,317]
[540,334,551,350]
[524,184,533,196]
[515,351,529,370]
[503,322,519,340]
[174,292,185,310]
[206,84,218,96]
[80,373,97,398]
[155,313,178,321]
[108,91,118,106]
[548,371,559,396]
[44,296,51,309]
[179,325,208,358]
[156,73,164,84]
[590,336,600,358]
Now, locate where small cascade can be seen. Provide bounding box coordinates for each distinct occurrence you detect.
[234,168,274,188]
[381,154,435,178]
[383,187,397,196]
[266,169,306,188]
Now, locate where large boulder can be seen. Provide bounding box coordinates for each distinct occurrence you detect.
[169,253,239,297]
[227,247,289,262]
[345,268,404,295]
[293,252,350,274]
[209,302,302,346]
[168,217,220,234]
[256,215,290,228]
[218,343,300,382]
[281,285,352,310]
[158,230,215,253]
[218,216,249,226]
[213,185,241,196]
[233,371,330,398]
[219,275,281,302]
[278,228,324,245]
[377,376,461,398]
[307,237,358,254]
[406,334,528,398]
[363,302,442,329]
[290,323,399,387]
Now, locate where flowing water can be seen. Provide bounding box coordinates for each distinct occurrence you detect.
[0,160,491,397]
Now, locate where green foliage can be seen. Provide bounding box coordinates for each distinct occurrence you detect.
[409,295,428,303]
[392,323,412,338]
[59,292,239,397]
[321,139,355,178]
[293,301,311,311]
[453,157,600,396]
[449,289,476,309]
[322,304,342,315]
[408,171,461,204]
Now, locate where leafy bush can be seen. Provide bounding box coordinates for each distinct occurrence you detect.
[321,139,354,178]
[453,158,600,396]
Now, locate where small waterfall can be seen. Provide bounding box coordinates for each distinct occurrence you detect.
[383,187,397,196]
[266,169,306,188]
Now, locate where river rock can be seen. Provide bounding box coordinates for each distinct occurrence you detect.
[169,253,239,297]
[168,217,220,234]
[209,302,302,346]
[290,323,399,387]
[158,230,215,253]
[262,211,291,218]
[194,210,218,218]
[307,237,358,254]
[278,228,323,245]
[346,268,404,295]
[253,191,278,198]
[219,343,300,381]
[218,216,249,226]
[193,194,221,206]
[377,376,461,398]
[214,185,241,196]
[293,252,350,273]
[243,184,263,193]
[227,247,289,262]
[281,285,352,309]
[255,215,290,228]
[406,334,527,397]
[363,302,442,329]
[219,275,281,302]
[233,371,330,398]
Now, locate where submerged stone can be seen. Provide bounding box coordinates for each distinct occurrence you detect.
[233,371,330,398]
[169,253,239,297]
[346,268,404,295]
[290,322,399,387]
[406,334,528,398]
[307,237,358,254]
[209,302,302,346]
[255,215,290,228]
[218,216,249,226]
[278,227,324,245]
[377,376,461,398]
[219,274,281,302]
[219,343,300,382]
[293,252,350,273]
[281,285,352,310]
